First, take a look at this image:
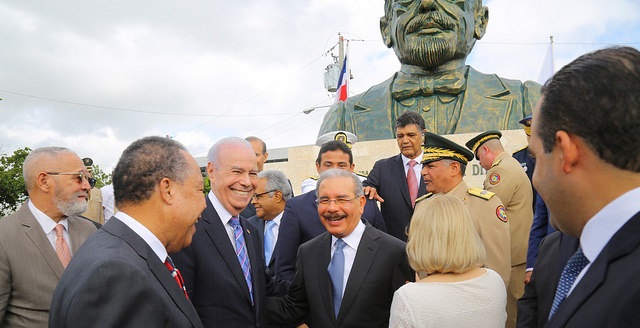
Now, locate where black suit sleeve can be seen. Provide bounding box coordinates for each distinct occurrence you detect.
[267,247,309,325]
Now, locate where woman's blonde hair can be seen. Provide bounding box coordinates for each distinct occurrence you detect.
[407,194,486,274]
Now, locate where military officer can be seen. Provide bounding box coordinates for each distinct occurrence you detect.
[417,132,511,286]
[466,130,534,328]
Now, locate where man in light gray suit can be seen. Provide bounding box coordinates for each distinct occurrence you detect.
[0,147,98,327]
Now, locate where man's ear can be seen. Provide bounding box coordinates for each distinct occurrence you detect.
[380,16,393,48]
[159,178,173,204]
[474,5,489,40]
[556,131,580,174]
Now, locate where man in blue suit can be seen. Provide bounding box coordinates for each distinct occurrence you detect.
[528,46,640,327]
[276,140,386,282]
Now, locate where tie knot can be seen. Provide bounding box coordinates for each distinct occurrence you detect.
[334,238,346,251]
[54,224,65,238]
[408,160,417,168]
[266,220,277,231]
[229,216,241,228]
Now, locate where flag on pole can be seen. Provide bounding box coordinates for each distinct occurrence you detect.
[537,36,555,84]
[335,55,348,102]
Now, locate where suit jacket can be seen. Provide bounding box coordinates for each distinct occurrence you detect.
[49,218,203,327]
[319,66,541,141]
[171,197,270,328]
[0,203,97,328]
[275,190,386,282]
[267,222,413,328]
[517,231,579,328]
[363,154,426,241]
[545,211,640,328]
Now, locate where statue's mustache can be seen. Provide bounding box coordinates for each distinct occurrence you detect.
[406,12,456,34]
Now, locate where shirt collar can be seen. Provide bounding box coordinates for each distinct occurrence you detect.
[114,211,167,262]
[208,191,235,224]
[581,186,640,262]
[28,199,68,234]
[401,151,424,166]
[332,219,366,251]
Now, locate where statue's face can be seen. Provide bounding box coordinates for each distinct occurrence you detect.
[384,0,484,69]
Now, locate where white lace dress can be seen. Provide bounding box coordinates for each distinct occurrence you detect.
[388,269,506,328]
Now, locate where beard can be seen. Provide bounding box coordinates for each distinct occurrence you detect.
[55,189,88,217]
[402,36,456,69]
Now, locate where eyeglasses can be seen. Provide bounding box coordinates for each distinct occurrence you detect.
[252,189,278,200]
[315,197,358,207]
[46,171,96,188]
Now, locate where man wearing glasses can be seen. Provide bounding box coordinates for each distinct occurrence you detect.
[267,169,412,327]
[0,147,98,327]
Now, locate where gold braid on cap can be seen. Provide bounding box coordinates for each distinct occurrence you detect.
[471,135,499,154]
[523,125,531,136]
[422,147,469,164]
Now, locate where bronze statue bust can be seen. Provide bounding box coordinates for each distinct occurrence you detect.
[319,0,541,141]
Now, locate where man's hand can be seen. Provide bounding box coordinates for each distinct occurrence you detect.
[363,186,384,203]
[524,270,533,284]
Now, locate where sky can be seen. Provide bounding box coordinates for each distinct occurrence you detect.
[1,0,638,172]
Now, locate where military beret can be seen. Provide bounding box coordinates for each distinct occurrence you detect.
[421,132,474,164]
[315,130,357,148]
[465,131,502,159]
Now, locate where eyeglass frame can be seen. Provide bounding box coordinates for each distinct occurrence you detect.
[314,196,359,207]
[252,189,279,200]
[45,171,97,188]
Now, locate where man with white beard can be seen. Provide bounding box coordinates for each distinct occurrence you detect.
[0,147,98,328]
[319,0,541,141]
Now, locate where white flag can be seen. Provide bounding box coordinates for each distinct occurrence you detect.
[537,37,555,84]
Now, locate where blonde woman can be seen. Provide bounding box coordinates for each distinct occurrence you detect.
[389,195,506,328]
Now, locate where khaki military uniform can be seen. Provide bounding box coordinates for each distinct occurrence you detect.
[82,187,104,224]
[416,181,511,286]
[484,151,534,328]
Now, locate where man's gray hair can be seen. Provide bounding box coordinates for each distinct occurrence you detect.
[316,169,364,198]
[207,137,253,166]
[258,170,293,200]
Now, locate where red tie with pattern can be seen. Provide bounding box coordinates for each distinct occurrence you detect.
[407,160,418,207]
[165,256,189,299]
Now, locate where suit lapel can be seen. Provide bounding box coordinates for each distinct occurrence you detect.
[338,225,379,323]
[201,199,254,304]
[18,204,65,278]
[456,67,513,132]
[314,233,336,322]
[549,212,640,327]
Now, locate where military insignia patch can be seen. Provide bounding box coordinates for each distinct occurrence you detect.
[496,205,507,222]
[489,173,501,185]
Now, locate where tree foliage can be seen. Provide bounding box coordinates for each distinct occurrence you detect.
[0,147,31,217]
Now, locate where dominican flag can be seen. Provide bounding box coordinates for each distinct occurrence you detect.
[335,55,348,102]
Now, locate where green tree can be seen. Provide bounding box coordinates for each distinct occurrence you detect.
[0,147,31,217]
[89,164,112,189]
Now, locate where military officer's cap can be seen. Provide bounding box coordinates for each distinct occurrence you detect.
[421,132,474,164]
[519,115,532,136]
[465,130,502,159]
[82,157,94,171]
[315,130,358,148]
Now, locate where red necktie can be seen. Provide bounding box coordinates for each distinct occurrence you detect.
[54,224,72,268]
[407,160,418,207]
[165,256,189,299]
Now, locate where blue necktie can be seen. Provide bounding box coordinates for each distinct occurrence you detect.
[229,216,253,304]
[264,220,277,264]
[328,238,347,318]
[549,247,590,319]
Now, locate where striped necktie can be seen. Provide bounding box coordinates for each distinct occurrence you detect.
[229,216,253,303]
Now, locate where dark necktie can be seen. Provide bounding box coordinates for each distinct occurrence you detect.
[229,216,253,303]
[327,238,347,318]
[391,69,466,101]
[164,256,189,299]
[548,247,590,319]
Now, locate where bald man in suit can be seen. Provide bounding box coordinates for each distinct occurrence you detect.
[0,147,97,327]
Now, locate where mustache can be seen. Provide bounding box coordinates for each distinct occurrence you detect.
[406,11,456,34]
[323,212,346,221]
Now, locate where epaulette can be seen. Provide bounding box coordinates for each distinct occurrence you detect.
[415,192,434,204]
[467,188,495,200]
[354,171,368,178]
[513,146,528,154]
[491,158,503,168]
[307,175,318,180]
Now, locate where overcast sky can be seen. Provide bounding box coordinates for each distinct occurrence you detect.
[1,0,638,172]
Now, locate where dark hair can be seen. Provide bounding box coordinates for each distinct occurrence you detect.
[245,136,267,155]
[395,111,426,131]
[315,140,353,165]
[113,136,190,207]
[539,46,640,172]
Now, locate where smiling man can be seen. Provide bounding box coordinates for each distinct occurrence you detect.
[319,0,540,140]
[49,136,205,327]
[267,169,412,327]
[0,147,97,328]
[172,137,277,328]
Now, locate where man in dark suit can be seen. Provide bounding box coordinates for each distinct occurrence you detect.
[172,137,284,327]
[276,140,386,282]
[527,46,640,327]
[267,169,413,327]
[49,136,205,327]
[517,232,579,328]
[363,111,426,241]
[247,170,293,275]
[0,147,97,328]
